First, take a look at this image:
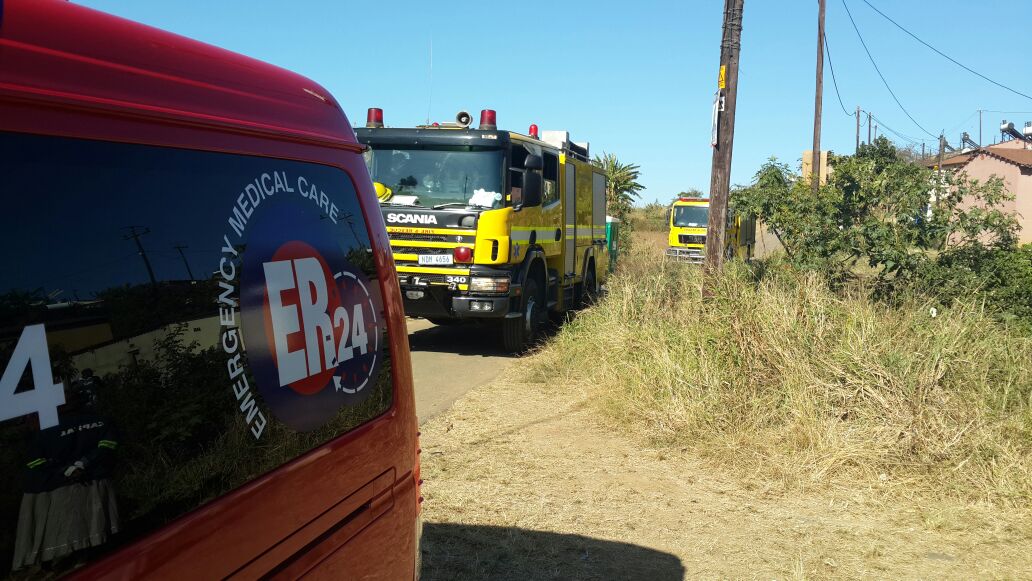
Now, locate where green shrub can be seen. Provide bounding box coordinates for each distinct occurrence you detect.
[905,244,1032,332]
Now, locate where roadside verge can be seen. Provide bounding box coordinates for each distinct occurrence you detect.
[419,369,1032,580]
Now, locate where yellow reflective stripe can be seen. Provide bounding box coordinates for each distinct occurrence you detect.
[390,240,474,249]
[387,226,474,236]
[27,458,46,468]
[98,440,118,449]
[510,228,557,242]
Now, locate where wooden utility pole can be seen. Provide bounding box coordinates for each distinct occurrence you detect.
[173,244,196,281]
[867,111,872,144]
[811,0,826,194]
[978,109,983,147]
[855,106,861,153]
[123,226,157,285]
[703,0,744,297]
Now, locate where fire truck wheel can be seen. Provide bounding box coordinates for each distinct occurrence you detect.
[502,274,543,353]
[581,263,598,307]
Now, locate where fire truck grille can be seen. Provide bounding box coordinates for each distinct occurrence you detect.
[392,246,453,255]
[678,234,706,245]
[390,233,448,242]
[389,232,475,243]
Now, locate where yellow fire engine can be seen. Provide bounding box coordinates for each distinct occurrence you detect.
[666,196,755,263]
[357,108,609,351]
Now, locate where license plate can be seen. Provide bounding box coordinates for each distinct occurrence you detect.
[418,254,453,266]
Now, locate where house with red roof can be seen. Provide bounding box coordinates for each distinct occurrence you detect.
[929,140,1032,244]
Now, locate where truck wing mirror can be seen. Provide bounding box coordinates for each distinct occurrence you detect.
[524,153,543,170]
[521,171,543,209]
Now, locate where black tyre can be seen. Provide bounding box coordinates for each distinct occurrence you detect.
[502,274,544,353]
[581,263,599,307]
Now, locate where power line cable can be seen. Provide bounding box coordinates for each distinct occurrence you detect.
[842,0,937,139]
[868,111,922,145]
[859,0,1032,102]
[945,110,978,135]
[823,32,853,117]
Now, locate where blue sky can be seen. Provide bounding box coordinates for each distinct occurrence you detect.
[76,0,1032,204]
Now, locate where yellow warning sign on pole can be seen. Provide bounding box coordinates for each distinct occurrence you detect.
[718,65,727,89]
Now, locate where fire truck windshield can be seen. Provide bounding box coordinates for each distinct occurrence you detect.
[673,205,709,227]
[364,146,505,209]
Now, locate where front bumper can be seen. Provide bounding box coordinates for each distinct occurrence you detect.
[400,284,513,319]
[451,295,510,318]
[666,246,705,264]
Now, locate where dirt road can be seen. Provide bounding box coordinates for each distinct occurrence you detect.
[417,368,1032,580]
[406,318,514,423]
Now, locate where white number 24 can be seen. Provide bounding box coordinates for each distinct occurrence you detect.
[0,325,66,429]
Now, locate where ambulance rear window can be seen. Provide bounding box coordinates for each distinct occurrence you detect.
[0,132,392,575]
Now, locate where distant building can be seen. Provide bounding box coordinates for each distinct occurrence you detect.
[802,150,829,185]
[928,140,1032,245]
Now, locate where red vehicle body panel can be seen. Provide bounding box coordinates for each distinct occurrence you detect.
[0,0,419,578]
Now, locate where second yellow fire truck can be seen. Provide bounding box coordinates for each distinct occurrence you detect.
[666,196,755,263]
[357,108,609,351]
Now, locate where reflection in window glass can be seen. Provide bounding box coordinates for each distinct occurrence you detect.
[364,146,504,209]
[673,205,709,227]
[0,133,392,575]
[543,153,560,206]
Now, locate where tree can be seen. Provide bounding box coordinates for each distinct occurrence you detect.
[735,137,1019,285]
[677,188,705,199]
[593,152,644,253]
[593,152,643,217]
[631,200,671,231]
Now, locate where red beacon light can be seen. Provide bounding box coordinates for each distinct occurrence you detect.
[432,122,440,127]
[453,246,473,263]
[528,124,539,139]
[479,109,497,130]
[366,107,384,128]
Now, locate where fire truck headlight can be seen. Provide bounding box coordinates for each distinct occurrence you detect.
[459,215,477,228]
[470,277,510,293]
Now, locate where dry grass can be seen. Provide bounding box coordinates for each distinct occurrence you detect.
[418,372,1032,579]
[528,237,1032,505]
[417,232,1032,578]
[635,229,668,253]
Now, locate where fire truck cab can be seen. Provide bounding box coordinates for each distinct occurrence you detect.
[358,109,609,352]
[666,197,755,263]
